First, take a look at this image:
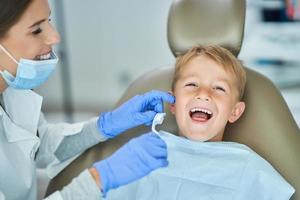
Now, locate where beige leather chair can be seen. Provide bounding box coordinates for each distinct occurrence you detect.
[46,0,300,199]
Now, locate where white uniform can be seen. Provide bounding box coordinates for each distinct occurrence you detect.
[0,87,105,200]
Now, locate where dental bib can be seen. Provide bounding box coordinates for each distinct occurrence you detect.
[105,125,294,199]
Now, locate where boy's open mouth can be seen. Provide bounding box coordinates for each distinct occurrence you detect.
[189,107,213,122]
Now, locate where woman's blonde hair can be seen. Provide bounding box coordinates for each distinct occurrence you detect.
[172,45,246,100]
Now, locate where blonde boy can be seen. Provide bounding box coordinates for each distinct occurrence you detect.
[169,45,246,142]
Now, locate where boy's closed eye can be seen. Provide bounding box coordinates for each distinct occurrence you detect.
[213,86,226,92]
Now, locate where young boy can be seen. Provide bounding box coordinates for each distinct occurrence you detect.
[103,45,295,199]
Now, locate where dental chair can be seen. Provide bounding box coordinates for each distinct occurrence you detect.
[46,0,300,199]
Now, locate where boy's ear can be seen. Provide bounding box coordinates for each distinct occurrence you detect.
[168,91,176,114]
[228,101,246,123]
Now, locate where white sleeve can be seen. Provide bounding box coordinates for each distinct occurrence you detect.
[0,191,5,200]
[44,170,103,200]
[35,113,107,178]
[43,191,63,200]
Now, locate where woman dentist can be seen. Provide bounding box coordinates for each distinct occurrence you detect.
[0,0,174,199]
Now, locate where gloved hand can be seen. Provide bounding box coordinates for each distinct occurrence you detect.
[93,132,168,194]
[97,90,175,138]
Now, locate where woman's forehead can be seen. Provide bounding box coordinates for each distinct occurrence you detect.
[14,0,50,29]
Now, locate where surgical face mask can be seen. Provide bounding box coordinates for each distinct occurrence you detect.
[0,44,58,90]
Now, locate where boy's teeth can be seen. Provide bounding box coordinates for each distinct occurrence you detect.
[191,108,212,115]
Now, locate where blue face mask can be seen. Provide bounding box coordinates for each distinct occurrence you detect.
[0,44,58,90]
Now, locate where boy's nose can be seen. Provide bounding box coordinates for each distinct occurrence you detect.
[195,88,211,101]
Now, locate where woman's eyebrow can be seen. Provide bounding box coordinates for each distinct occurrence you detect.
[28,10,51,28]
[29,19,47,28]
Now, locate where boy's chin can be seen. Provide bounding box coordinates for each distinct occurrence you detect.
[179,133,209,142]
[180,132,223,142]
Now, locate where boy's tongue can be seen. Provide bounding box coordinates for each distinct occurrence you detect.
[191,112,209,122]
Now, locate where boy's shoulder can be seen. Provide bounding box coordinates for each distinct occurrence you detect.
[160,131,291,181]
[158,131,295,198]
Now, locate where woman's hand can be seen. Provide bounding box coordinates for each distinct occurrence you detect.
[97,90,175,138]
[92,132,168,194]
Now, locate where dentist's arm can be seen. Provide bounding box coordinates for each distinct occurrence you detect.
[52,90,174,163]
[46,132,167,200]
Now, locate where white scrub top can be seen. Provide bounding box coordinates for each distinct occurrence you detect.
[0,87,105,200]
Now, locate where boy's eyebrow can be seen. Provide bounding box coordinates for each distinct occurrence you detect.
[181,75,231,83]
[215,77,231,85]
[215,77,234,90]
[215,77,231,84]
[179,74,198,80]
[28,10,51,28]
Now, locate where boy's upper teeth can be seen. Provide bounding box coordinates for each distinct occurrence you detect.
[191,108,212,115]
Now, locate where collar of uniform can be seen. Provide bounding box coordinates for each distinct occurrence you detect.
[0,89,42,142]
[0,105,36,142]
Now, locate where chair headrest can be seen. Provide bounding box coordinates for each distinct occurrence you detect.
[167,0,246,57]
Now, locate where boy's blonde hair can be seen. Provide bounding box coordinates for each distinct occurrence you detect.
[172,45,246,100]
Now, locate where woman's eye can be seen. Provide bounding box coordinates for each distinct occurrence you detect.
[32,27,42,35]
[214,86,226,92]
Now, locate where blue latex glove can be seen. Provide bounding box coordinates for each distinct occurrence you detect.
[97,90,175,138]
[93,132,168,195]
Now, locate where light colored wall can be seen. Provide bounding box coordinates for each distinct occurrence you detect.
[37,0,174,114]
[36,0,300,125]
